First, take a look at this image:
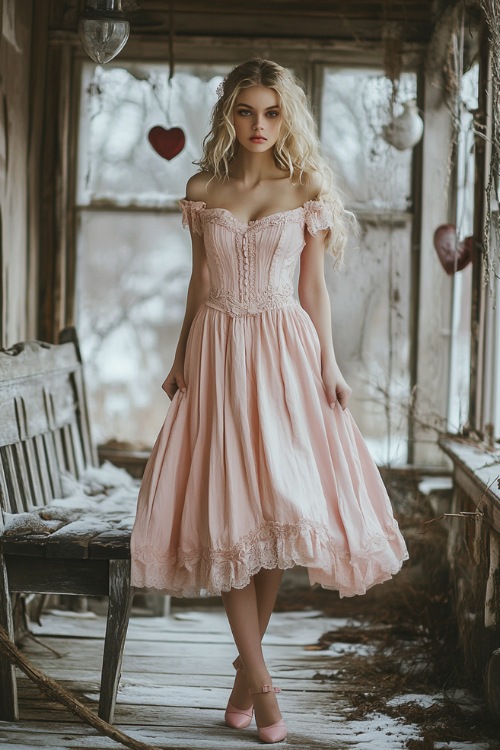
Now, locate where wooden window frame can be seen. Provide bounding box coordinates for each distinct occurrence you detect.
[40,34,424,459]
[468,28,498,439]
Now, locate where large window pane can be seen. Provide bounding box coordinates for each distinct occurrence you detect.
[76,62,230,446]
[77,62,227,206]
[321,68,416,210]
[77,211,191,446]
[321,68,416,464]
[76,61,416,464]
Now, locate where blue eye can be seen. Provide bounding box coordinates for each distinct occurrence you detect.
[266,111,280,118]
[237,109,252,116]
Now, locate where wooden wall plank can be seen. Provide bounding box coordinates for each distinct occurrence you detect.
[27,1,51,340]
[37,42,70,343]
[412,9,456,465]
[0,0,34,348]
[469,24,491,432]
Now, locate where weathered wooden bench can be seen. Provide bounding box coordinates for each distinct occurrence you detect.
[0,326,135,723]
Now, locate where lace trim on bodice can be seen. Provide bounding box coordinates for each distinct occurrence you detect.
[206,284,298,318]
[179,198,335,318]
[179,199,335,236]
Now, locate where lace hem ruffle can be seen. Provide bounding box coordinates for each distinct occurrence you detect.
[131,518,409,598]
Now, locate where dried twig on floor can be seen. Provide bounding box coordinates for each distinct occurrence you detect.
[0,624,161,750]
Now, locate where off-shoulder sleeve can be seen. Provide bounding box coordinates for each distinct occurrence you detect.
[303,199,334,236]
[179,199,206,236]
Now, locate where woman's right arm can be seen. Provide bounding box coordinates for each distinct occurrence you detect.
[162,183,210,399]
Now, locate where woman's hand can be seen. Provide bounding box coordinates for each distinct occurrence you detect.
[321,360,352,411]
[161,359,186,401]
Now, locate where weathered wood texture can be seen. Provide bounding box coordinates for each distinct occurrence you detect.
[2,604,486,749]
[37,40,76,344]
[440,436,500,719]
[411,6,456,465]
[468,21,491,432]
[0,1,32,347]
[0,327,134,723]
[0,551,18,719]
[0,609,366,749]
[52,0,445,44]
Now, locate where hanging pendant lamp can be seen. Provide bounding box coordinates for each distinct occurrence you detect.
[79,0,130,65]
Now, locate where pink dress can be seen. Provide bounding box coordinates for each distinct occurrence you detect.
[130,199,408,597]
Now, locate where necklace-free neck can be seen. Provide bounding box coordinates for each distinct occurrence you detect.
[230,147,282,189]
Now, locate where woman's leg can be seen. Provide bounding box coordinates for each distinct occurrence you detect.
[223,568,283,726]
[255,567,284,634]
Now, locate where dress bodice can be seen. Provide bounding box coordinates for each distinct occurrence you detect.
[180,199,334,318]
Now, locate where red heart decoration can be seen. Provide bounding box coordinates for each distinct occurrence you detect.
[433,224,474,275]
[148,126,185,161]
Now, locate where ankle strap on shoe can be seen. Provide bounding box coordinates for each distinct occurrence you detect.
[248,685,281,695]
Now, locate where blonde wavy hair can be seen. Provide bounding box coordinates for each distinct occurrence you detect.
[195,58,355,264]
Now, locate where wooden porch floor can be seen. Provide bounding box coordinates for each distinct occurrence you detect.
[0,601,495,750]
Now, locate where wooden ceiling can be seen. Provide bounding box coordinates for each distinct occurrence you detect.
[53,1,458,45]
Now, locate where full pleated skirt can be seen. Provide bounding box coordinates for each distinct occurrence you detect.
[130,301,409,597]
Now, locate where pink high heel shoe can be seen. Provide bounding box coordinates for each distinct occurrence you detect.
[248,684,287,743]
[224,656,254,729]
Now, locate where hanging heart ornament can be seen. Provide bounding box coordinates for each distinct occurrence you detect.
[433,224,473,275]
[148,126,185,160]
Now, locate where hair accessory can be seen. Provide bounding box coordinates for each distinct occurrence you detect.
[216,78,226,99]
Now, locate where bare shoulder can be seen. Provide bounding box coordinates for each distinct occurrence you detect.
[303,170,327,201]
[185,171,212,201]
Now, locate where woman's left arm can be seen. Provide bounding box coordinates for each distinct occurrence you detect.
[298,228,352,410]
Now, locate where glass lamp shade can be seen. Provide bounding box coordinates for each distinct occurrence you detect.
[78,17,130,64]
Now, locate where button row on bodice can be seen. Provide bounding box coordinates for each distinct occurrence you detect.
[241,235,250,302]
[202,215,302,317]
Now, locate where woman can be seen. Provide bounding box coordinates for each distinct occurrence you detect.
[131,58,408,744]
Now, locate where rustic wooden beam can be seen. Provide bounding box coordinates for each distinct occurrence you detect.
[38,43,65,343]
[411,4,456,464]
[52,0,440,27]
[407,66,425,464]
[468,17,491,432]
[137,0,434,13]
[27,1,51,341]
[5,556,110,595]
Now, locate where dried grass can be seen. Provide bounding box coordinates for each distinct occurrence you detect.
[276,472,499,747]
